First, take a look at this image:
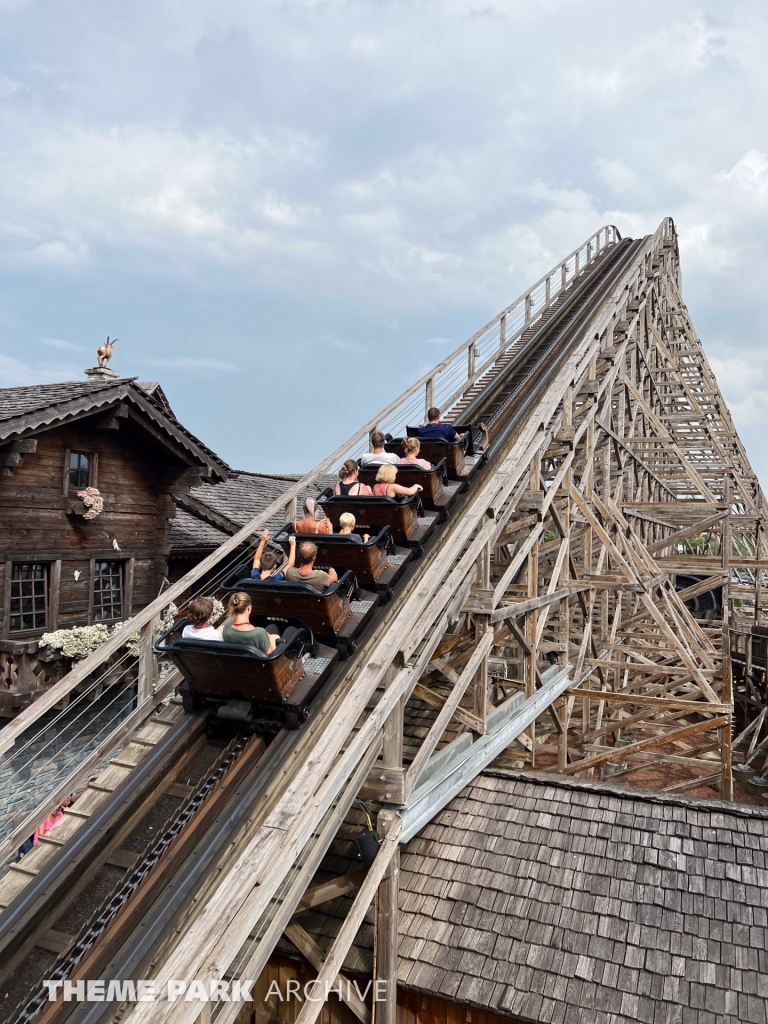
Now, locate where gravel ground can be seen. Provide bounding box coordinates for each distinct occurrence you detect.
[53,864,126,934]
[0,947,58,1024]
[120,793,183,854]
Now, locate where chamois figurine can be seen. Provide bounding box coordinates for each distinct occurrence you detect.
[96,336,117,368]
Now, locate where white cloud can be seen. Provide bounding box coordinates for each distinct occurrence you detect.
[42,337,82,351]
[2,0,768,477]
[0,353,83,386]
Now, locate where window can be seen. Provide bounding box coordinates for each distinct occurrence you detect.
[92,561,123,622]
[69,451,90,490]
[10,563,48,633]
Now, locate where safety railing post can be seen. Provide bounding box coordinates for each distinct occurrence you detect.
[499,312,506,350]
[467,342,476,382]
[545,275,551,306]
[561,263,567,290]
[425,378,434,419]
[285,496,297,524]
[524,293,532,323]
[137,614,160,703]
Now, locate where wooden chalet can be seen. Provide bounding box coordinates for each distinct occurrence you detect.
[0,370,228,714]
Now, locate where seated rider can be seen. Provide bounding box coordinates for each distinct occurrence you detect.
[286,541,339,592]
[417,406,461,442]
[293,497,333,535]
[338,512,369,544]
[251,529,296,581]
[222,593,280,653]
[182,596,223,642]
[360,430,400,468]
[398,437,432,470]
[373,464,423,499]
[334,459,373,497]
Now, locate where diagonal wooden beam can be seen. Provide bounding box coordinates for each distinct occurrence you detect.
[645,511,729,555]
[293,815,402,1024]
[406,629,496,796]
[621,375,717,501]
[548,715,728,776]
[285,923,371,1024]
[297,869,366,912]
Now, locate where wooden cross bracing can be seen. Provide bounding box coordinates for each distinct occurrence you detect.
[104,219,768,1024]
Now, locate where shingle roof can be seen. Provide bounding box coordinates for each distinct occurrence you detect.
[168,508,230,551]
[291,772,768,1024]
[170,470,336,550]
[0,380,120,421]
[0,378,228,479]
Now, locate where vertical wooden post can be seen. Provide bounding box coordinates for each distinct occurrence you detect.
[138,614,160,702]
[721,474,734,801]
[561,263,567,290]
[754,517,762,626]
[49,559,62,631]
[558,500,571,770]
[524,293,532,323]
[499,313,506,351]
[374,808,399,1024]
[467,342,476,382]
[545,275,551,305]
[425,378,434,420]
[473,544,491,733]
[382,665,404,771]
[285,496,297,525]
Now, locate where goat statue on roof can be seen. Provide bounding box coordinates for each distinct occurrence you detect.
[96,336,117,368]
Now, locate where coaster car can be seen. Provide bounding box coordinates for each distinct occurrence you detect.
[221,566,377,658]
[356,459,461,519]
[386,422,483,481]
[155,615,338,734]
[272,523,411,602]
[318,489,438,554]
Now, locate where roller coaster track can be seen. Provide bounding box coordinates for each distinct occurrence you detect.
[2,217,765,1024]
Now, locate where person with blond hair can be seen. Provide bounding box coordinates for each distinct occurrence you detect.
[398,437,432,470]
[338,512,369,544]
[292,497,333,535]
[373,464,423,499]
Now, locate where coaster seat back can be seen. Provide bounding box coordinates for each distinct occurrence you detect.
[222,566,356,639]
[155,614,312,704]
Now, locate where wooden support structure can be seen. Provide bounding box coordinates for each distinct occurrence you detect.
[27,218,762,1024]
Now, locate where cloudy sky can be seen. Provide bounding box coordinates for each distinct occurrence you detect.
[1,1,768,479]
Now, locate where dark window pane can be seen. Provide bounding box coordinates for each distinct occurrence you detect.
[69,451,90,490]
[93,561,123,622]
[9,563,48,634]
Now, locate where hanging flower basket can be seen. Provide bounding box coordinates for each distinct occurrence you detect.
[77,487,104,520]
